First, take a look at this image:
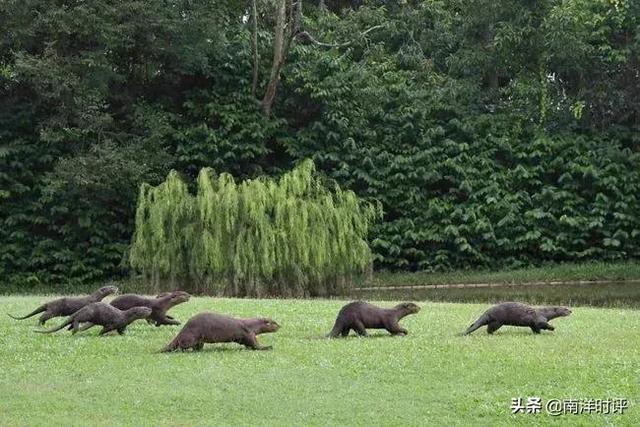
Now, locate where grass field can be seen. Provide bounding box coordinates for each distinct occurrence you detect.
[0,296,638,426]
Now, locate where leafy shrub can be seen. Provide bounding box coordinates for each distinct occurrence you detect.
[129,160,381,296]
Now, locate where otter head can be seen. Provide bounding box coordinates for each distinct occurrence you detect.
[555,306,572,317]
[396,302,421,315]
[539,305,572,320]
[169,291,191,305]
[128,306,153,320]
[257,318,280,334]
[94,285,119,299]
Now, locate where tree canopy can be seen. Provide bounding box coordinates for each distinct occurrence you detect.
[1,0,639,288]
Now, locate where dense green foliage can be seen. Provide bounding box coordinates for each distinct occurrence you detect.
[129,160,380,296]
[1,296,638,424]
[1,0,639,288]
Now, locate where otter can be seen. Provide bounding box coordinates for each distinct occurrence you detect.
[7,285,119,325]
[35,302,152,335]
[462,302,572,335]
[110,291,191,326]
[162,312,280,352]
[328,301,421,338]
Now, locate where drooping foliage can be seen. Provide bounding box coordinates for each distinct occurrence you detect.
[129,160,381,296]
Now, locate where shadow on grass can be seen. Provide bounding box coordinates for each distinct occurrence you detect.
[459,329,561,336]
[29,330,148,338]
[307,332,410,340]
[160,345,267,354]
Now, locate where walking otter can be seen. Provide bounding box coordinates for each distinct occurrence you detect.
[162,312,280,352]
[328,301,421,338]
[8,285,118,325]
[462,302,572,335]
[35,302,152,335]
[110,291,191,326]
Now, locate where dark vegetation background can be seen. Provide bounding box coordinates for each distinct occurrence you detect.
[1,0,639,289]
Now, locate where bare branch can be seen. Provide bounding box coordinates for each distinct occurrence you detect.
[261,0,288,116]
[250,0,259,98]
[295,24,385,48]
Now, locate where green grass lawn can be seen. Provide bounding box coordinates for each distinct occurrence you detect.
[0,296,638,426]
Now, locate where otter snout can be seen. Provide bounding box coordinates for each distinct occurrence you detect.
[264,319,280,332]
[103,285,119,295]
[169,291,191,303]
[405,303,421,314]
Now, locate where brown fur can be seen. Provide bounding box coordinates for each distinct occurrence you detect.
[110,291,190,326]
[463,302,572,335]
[328,301,421,337]
[35,302,152,335]
[8,285,118,325]
[162,312,280,352]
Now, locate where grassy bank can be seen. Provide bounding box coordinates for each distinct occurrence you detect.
[3,262,640,297]
[0,296,637,425]
[364,261,640,288]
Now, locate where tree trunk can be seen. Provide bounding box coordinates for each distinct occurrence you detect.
[488,71,499,91]
[250,0,259,98]
[261,0,287,116]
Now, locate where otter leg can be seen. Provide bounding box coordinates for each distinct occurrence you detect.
[536,321,554,331]
[353,321,368,337]
[486,321,502,334]
[241,333,272,351]
[69,319,81,334]
[385,320,408,336]
[98,327,117,336]
[38,311,56,325]
[77,323,96,332]
[193,343,204,351]
[328,320,345,338]
[156,315,180,326]
[341,327,350,337]
[117,326,127,335]
[175,334,198,351]
[530,325,541,334]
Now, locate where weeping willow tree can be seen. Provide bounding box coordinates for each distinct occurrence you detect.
[129,160,381,296]
[129,171,200,289]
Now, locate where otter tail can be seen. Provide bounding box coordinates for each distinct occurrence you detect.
[462,314,489,335]
[34,318,72,334]
[8,305,46,320]
[161,336,179,353]
[327,319,343,338]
